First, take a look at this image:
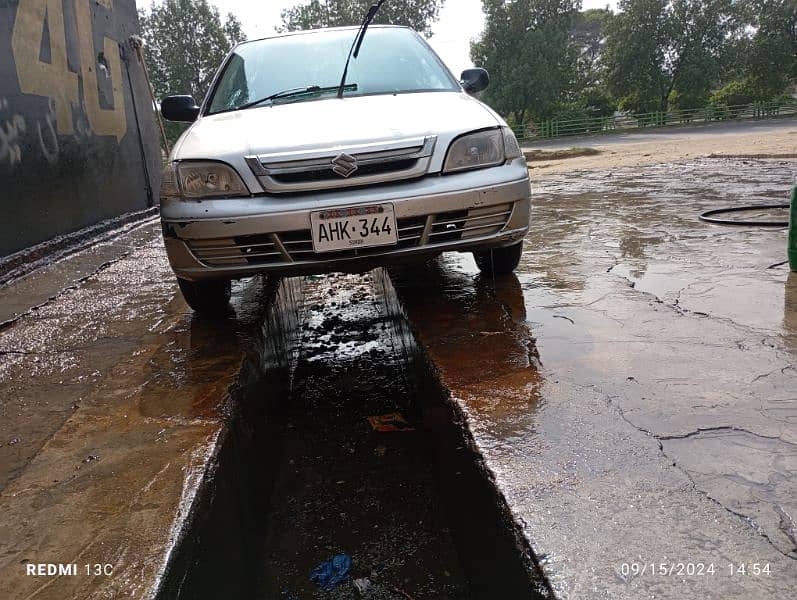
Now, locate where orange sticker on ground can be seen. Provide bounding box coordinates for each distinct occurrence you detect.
[367,413,415,432]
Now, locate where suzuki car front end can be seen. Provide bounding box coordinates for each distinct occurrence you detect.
[159,25,530,313]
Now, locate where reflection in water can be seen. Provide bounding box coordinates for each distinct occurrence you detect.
[476,269,528,323]
[619,227,666,278]
[532,159,795,299]
[137,276,290,420]
[526,200,589,294]
[385,257,543,440]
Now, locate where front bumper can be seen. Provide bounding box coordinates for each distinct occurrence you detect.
[161,159,531,281]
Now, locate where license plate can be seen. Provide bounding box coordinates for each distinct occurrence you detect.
[310,204,398,253]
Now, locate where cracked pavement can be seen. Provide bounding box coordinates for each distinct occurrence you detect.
[530,158,797,560]
[388,157,797,598]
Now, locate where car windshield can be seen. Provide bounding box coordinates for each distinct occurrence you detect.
[206,27,459,114]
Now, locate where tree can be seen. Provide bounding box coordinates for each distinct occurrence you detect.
[568,7,616,118]
[741,0,797,98]
[571,7,614,89]
[139,0,246,143]
[603,0,732,114]
[280,0,445,37]
[471,0,582,126]
[710,79,756,106]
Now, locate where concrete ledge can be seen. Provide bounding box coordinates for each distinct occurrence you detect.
[0,208,159,286]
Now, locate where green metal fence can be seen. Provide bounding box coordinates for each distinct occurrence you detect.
[513,100,797,142]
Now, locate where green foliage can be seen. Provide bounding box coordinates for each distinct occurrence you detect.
[471,0,582,124]
[136,0,794,142]
[580,86,615,117]
[538,87,615,134]
[709,79,756,107]
[570,8,614,89]
[668,87,710,110]
[542,102,597,134]
[139,0,246,145]
[279,0,445,37]
[668,52,714,109]
[617,91,659,114]
[741,0,797,99]
[600,0,795,116]
[604,0,733,115]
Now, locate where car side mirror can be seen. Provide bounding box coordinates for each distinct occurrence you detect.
[161,95,200,122]
[460,68,490,94]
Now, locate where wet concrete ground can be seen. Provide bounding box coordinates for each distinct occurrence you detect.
[389,157,797,598]
[0,216,161,325]
[0,227,303,599]
[1,156,796,599]
[0,236,543,599]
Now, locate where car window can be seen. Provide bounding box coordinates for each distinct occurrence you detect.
[207,27,459,114]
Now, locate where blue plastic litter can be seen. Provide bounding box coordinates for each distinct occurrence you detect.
[310,554,353,591]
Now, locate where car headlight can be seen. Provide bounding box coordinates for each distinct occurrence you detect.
[502,127,523,160]
[160,163,181,202]
[175,161,248,199]
[443,128,505,173]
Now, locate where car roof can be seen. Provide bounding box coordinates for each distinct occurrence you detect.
[238,24,412,47]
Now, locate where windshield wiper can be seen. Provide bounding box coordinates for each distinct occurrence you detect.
[238,84,356,110]
[336,0,388,99]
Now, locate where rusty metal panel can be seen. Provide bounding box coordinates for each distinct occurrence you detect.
[0,0,161,257]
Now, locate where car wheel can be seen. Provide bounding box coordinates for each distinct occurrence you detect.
[473,241,524,275]
[177,277,232,315]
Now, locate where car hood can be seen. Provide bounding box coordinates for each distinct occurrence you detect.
[173,91,503,160]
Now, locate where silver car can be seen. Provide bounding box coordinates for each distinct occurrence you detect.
[160,25,530,313]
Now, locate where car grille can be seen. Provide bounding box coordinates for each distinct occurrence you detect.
[272,158,419,185]
[186,203,514,268]
[245,137,436,193]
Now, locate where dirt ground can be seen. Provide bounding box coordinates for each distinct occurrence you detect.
[526,119,797,173]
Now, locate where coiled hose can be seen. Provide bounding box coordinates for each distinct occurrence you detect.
[699,204,790,227]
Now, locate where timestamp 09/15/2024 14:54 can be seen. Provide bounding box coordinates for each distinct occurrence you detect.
[620,562,773,578]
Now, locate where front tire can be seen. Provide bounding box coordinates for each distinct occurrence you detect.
[177,277,231,315]
[473,241,523,275]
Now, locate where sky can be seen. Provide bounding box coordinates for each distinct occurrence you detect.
[202,0,619,76]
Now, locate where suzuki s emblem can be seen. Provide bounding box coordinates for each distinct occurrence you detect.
[331,153,358,178]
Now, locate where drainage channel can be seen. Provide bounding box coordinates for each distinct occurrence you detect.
[161,269,548,599]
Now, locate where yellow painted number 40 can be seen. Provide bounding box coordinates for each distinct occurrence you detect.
[11,0,127,142]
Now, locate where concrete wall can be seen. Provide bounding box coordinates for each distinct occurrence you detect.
[0,0,161,258]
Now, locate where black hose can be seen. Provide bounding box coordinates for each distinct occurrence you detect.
[699,204,790,227]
